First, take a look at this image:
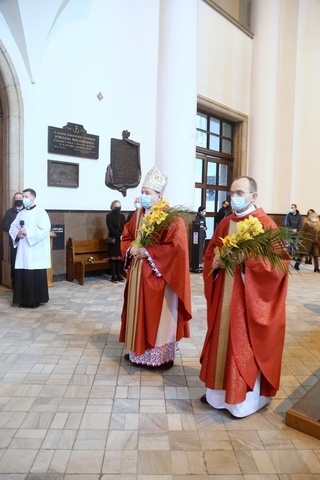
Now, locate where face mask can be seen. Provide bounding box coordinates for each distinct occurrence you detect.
[113,206,121,213]
[140,194,153,209]
[289,209,294,213]
[23,198,31,208]
[311,218,318,223]
[135,202,141,209]
[14,199,23,208]
[231,195,252,212]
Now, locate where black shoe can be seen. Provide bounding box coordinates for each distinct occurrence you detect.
[117,276,125,282]
[314,268,320,272]
[111,277,118,283]
[294,264,300,270]
[157,361,174,370]
[124,353,130,361]
[19,303,40,308]
[200,394,208,404]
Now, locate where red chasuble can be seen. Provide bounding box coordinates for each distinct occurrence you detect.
[200,208,289,404]
[119,208,192,356]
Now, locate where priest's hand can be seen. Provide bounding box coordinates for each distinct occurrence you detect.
[134,247,147,260]
[212,257,222,270]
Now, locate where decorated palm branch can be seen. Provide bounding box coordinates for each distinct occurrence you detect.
[130,199,190,254]
[212,215,296,276]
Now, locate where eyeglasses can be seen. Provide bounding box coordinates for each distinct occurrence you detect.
[228,190,254,198]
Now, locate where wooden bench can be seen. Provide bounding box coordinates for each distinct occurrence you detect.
[66,238,110,285]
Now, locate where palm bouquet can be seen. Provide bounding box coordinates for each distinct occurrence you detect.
[212,215,294,276]
[130,199,190,254]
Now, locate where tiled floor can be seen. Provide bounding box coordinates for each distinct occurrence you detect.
[0,263,319,479]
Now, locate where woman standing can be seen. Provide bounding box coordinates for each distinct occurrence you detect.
[106,200,126,283]
[195,206,207,251]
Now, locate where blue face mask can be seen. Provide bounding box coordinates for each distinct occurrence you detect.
[231,194,252,212]
[140,194,153,209]
[23,198,31,208]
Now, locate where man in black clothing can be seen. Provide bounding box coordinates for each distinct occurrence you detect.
[284,203,302,257]
[2,192,24,287]
[214,200,231,230]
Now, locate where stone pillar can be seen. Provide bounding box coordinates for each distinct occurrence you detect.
[155,0,198,207]
[249,0,282,211]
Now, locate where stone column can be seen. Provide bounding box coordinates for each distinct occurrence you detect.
[155,0,198,207]
[249,0,282,211]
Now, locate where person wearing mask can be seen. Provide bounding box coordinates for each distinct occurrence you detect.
[284,203,302,257]
[199,176,289,417]
[106,200,126,283]
[9,188,51,308]
[126,196,141,223]
[195,206,207,250]
[120,165,192,368]
[214,200,231,229]
[2,192,24,287]
[294,211,320,272]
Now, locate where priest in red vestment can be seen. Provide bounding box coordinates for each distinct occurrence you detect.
[200,176,289,417]
[119,165,192,368]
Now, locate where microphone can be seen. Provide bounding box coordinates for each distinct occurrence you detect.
[20,220,24,227]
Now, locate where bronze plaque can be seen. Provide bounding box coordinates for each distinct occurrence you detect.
[105,131,141,196]
[48,123,99,159]
[47,160,79,188]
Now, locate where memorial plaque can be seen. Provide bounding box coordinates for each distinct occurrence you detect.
[48,123,99,159]
[48,160,79,188]
[105,131,141,196]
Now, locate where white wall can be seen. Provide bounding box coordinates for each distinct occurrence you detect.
[197,1,252,115]
[0,0,161,210]
[2,0,320,216]
[289,0,320,215]
[0,0,200,211]
[251,0,320,215]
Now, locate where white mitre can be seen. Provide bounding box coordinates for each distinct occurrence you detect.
[142,165,168,195]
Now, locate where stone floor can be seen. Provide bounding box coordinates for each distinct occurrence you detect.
[0,263,319,479]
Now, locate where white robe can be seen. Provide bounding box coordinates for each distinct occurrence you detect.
[9,206,51,270]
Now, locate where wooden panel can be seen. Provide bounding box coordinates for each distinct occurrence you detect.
[72,239,108,254]
[66,237,110,284]
[286,380,320,440]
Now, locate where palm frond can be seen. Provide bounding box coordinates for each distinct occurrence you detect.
[215,221,297,277]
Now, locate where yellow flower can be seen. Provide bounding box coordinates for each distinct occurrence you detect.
[238,215,264,237]
[209,216,291,277]
[241,232,253,242]
[132,199,189,249]
[155,211,167,224]
[152,199,169,212]
[221,233,239,247]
